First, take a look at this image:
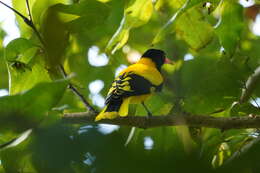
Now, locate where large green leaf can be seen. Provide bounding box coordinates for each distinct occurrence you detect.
[31,0,69,23]
[5,38,36,63]
[215,1,244,57]
[174,7,214,50]
[41,4,69,71]
[152,0,217,49]
[175,57,245,114]
[0,80,67,133]
[54,0,110,30]
[5,38,51,95]
[12,0,68,36]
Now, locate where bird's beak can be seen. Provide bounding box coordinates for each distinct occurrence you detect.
[164,58,174,64]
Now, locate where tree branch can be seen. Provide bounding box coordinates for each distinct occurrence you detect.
[62,112,260,129]
[239,66,260,103]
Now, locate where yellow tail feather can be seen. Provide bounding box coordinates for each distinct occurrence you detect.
[118,98,130,117]
[95,105,119,121]
[95,106,107,121]
[95,111,118,121]
[95,98,131,121]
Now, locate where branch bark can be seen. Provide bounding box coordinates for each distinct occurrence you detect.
[62,112,260,129]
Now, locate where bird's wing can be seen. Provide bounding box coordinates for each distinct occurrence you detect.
[105,71,160,105]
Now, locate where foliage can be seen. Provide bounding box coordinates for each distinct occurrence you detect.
[0,0,260,172]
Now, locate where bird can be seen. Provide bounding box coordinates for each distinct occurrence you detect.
[95,49,171,121]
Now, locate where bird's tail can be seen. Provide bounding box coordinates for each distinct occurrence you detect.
[95,98,130,121]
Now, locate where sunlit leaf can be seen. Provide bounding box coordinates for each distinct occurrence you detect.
[0,27,7,88]
[106,0,153,53]
[152,0,217,48]
[212,142,231,168]
[54,0,110,26]
[12,0,37,37]
[5,38,51,95]
[5,38,36,62]
[175,7,214,50]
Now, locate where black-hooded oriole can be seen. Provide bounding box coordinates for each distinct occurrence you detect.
[95,49,170,121]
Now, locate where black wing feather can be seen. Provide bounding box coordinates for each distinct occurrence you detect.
[105,72,162,105]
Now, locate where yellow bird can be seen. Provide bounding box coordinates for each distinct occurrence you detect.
[95,49,171,121]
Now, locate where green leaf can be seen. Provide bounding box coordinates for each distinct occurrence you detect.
[5,38,36,62]
[106,0,153,53]
[175,7,214,50]
[152,0,216,48]
[0,80,67,133]
[0,133,36,173]
[212,142,231,168]
[5,38,51,95]
[0,27,7,88]
[41,4,69,70]
[54,0,110,42]
[31,0,69,23]
[215,1,244,57]
[175,57,244,114]
[12,0,68,37]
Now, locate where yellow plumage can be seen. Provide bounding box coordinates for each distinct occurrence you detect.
[95,49,167,121]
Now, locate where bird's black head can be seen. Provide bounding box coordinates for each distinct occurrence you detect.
[141,49,166,70]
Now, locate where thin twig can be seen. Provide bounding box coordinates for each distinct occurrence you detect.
[24,0,45,46]
[0,0,45,46]
[25,0,33,21]
[59,65,97,113]
[0,1,29,23]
